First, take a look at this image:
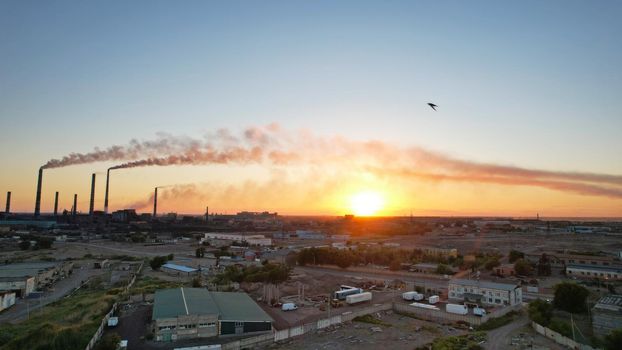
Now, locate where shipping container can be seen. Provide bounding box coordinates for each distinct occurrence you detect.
[428,295,439,304]
[346,291,372,304]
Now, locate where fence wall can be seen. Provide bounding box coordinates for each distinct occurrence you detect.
[84,262,143,350]
[531,322,596,350]
[393,303,486,325]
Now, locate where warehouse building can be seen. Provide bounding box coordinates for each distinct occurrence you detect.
[592,294,622,338]
[448,279,522,307]
[566,264,622,280]
[0,291,16,312]
[152,288,272,341]
[0,261,72,296]
[202,233,272,246]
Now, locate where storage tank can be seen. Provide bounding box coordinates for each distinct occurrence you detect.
[445,303,468,315]
[346,291,372,304]
[428,295,439,304]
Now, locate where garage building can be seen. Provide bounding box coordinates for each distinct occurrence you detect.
[152,288,272,342]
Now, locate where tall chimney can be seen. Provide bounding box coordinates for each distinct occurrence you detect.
[104,168,110,214]
[5,191,10,214]
[89,173,96,215]
[54,191,59,216]
[34,167,43,217]
[72,194,77,216]
[153,187,158,219]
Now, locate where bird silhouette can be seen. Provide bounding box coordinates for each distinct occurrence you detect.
[428,103,438,111]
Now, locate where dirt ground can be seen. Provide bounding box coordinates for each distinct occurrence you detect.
[264,310,464,350]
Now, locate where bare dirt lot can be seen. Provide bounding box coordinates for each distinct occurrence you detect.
[264,310,464,350]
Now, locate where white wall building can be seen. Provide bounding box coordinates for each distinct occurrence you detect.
[202,233,272,246]
[566,264,622,280]
[0,291,16,311]
[448,279,522,307]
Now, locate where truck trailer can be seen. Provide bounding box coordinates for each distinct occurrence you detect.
[346,291,372,304]
[445,303,468,315]
[402,291,424,301]
[428,295,439,304]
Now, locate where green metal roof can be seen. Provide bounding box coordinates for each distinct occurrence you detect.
[152,288,272,323]
[211,291,272,322]
[0,262,58,278]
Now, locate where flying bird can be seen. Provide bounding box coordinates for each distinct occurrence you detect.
[428,103,438,111]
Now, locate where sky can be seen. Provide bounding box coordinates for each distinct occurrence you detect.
[1,0,621,217]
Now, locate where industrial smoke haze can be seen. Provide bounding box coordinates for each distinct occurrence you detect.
[41,124,622,199]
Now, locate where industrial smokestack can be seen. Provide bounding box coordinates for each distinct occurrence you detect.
[34,167,43,217]
[54,192,59,216]
[5,191,10,214]
[72,194,77,216]
[104,168,110,214]
[89,173,96,215]
[153,187,158,219]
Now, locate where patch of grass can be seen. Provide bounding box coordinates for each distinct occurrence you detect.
[130,275,183,295]
[476,310,520,331]
[0,288,117,350]
[417,332,487,350]
[352,314,392,327]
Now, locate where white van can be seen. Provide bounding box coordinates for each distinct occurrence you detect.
[281,303,298,311]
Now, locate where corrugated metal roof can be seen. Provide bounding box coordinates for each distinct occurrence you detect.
[162,263,198,273]
[0,261,58,278]
[566,264,622,272]
[211,292,272,322]
[152,288,272,322]
[449,278,518,291]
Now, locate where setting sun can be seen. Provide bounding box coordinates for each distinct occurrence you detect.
[349,191,385,216]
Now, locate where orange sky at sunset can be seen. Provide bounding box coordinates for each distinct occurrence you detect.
[2,125,620,218]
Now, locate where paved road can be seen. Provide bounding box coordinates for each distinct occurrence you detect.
[295,266,449,290]
[0,264,105,323]
[484,313,529,350]
[58,242,163,257]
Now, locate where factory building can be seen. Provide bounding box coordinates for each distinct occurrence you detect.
[0,291,16,312]
[295,230,326,240]
[525,252,620,268]
[565,264,622,280]
[152,288,272,341]
[0,261,73,296]
[202,233,272,246]
[420,247,459,258]
[161,263,198,276]
[448,279,522,307]
[592,294,622,338]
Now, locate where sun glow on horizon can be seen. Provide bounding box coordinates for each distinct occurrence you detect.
[349,190,385,216]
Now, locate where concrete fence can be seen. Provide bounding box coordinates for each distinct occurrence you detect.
[393,303,486,325]
[531,322,596,350]
[84,262,143,350]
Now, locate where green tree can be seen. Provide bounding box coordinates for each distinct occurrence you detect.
[195,247,205,258]
[514,259,533,276]
[528,299,553,326]
[95,332,121,350]
[19,240,30,250]
[484,257,500,270]
[36,237,53,249]
[389,259,401,271]
[537,253,552,276]
[149,256,167,270]
[509,250,525,263]
[604,329,622,350]
[167,253,174,260]
[553,282,589,313]
[436,264,454,275]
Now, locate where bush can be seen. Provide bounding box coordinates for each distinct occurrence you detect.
[528,299,553,326]
[476,311,519,331]
[604,329,622,350]
[149,256,168,270]
[508,250,525,263]
[95,333,121,350]
[514,259,533,276]
[553,282,589,313]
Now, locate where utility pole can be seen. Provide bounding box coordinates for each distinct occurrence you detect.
[571,313,576,342]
